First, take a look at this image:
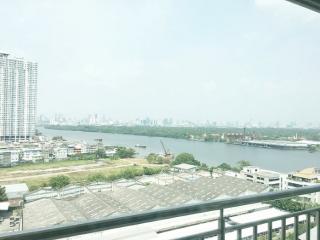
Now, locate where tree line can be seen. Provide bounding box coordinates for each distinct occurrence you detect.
[45,125,320,141]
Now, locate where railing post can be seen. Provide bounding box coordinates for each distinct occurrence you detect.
[218,208,225,240]
[253,225,258,240]
[316,211,320,239]
[317,211,320,240]
[306,213,310,240]
[281,218,286,240]
[237,229,241,240]
[294,215,299,240]
[268,221,272,240]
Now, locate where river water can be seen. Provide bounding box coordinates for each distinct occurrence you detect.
[39,127,320,173]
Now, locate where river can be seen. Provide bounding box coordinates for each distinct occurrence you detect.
[39,127,320,173]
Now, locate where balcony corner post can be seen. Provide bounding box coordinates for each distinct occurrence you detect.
[218,208,225,240]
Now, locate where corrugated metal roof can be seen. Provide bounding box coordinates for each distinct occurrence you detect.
[0,201,9,211]
[4,183,29,194]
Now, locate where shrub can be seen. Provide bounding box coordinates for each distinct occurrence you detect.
[146,153,164,164]
[217,163,232,171]
[28,185,39,192]
[143,167,161,175]
[200,163,209,170]
[49,175,70,189]
[269,199,306,212]
[87,173,107,182]
[0,186,7,201]
[122,168,143,179]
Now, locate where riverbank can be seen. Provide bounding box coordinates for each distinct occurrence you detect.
[43,125,320,142]
[39,127,320,172]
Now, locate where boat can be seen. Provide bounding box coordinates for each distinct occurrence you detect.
[134,144,147,148]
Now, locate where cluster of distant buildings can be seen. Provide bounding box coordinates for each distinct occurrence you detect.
[38,113,320,129]
[38,114,214,128]
[0,137,116,167]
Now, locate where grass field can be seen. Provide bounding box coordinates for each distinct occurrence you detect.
[22,164,165,191]
[0,157,165,191]
[0,158,148,173]
[0,159,97,172]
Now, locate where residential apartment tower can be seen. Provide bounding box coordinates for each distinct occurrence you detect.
[0,53,38,141]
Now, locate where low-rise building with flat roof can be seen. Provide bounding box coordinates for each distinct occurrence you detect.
[241,166,282,189]
[21,148,42,162]
[4,183,29,208]
[0,149,19,167]
[53,147,68,160]
[172,163,197,173]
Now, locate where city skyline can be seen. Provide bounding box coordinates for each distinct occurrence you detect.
[38,113,320,129]
[1,0,320,124]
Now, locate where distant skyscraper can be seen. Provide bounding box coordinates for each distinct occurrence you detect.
[0,53,38,141]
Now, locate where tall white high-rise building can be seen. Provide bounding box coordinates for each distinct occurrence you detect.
[0,53,38,142]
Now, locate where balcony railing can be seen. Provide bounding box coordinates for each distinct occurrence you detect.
[1,185,320,240]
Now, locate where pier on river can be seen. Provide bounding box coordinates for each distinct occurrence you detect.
[241,140,311,150]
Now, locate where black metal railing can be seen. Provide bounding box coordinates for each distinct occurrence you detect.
[1,185,320,240]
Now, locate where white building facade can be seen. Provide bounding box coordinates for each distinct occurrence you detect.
[21,148,42,162]
[0,149,19,166]
[53,147,68,160]
[241,166,282,190]
[0,53,38,142]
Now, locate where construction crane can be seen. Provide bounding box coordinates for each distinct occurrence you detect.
[160,140,168,156]
[160,140,174,160]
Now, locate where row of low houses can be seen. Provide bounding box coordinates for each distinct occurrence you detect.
[0,140,117,167]
[0,146,74,167]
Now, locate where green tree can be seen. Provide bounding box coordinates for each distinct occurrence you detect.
[115,147,136,159]
[49,175,70,189]
[0,186,7,201]
[146,153,164,164]
[95,148,106,159]
[236,160,251,170]
[200,163,209,170]
[52,136,65,141]
[172,153,201,166]
[217,163,232,171]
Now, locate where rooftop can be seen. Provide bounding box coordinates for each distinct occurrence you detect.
[173,163,197,170]
[292,167,320,180]
[256,170,281,178]
[0,202,9,211]
[23,175,268,230]
[4,183,29,194]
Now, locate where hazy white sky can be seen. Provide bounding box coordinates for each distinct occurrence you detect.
[1,0,319,123]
